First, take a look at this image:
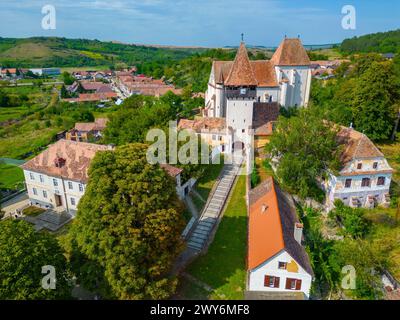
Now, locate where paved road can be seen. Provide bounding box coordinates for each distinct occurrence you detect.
[1,192,29,217]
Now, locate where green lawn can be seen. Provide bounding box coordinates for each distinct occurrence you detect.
[0,163,24,190]
[187,172,248,300]
[22,206,45,217]
[0,105,43,123]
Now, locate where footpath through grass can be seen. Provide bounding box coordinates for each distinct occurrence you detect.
[187,172,248,300]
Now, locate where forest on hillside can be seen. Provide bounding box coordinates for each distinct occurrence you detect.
[341,29,400,54]
[0,37,203,69]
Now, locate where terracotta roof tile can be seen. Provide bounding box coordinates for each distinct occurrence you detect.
[178,117,226,133]
[225,42,258,86]
[270,38,310,66]
[248,178,313,275]
[250,60,278,87]
[160,164,183,177]
[337,127,385,166]
[21,140,112,183]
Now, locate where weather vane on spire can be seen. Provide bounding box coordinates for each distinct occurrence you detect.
[241,33,244,42]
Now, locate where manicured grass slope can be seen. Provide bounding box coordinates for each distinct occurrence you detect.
[0,163,24,190]
[188,173,248,300]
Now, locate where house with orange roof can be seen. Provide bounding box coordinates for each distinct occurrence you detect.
[247,177,313,299]
[66,118,109,142]
[323,126,393,209]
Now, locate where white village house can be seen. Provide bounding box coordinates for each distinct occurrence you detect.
[21,140,194,218]
[324,126,393,209]
[21,140,113,216]
[246,177,314,300]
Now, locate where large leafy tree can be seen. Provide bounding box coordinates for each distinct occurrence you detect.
[350,60,399,140]
[267,109,341,199]
[0,220,71,300]
[65,143,186,299]
[311,55,400,141]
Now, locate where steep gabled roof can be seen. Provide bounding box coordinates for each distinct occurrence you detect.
[337,127,385,165]
[270,38,311,66]
[248,177,313,276]
[212,60,278,87]
[224,42,258,86]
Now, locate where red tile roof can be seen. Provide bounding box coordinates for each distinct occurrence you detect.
[248,177,313,275]
[337,127,385,166]
[74,118,108,132]
[64,92,117,103]
[270,38,311,66]
[178,117,226,133]
[225,42,258,86]
[21,140,112,183]
[160,164,183,177]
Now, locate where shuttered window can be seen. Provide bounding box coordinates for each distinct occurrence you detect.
[264,275,280,288]
[285,278,302,291]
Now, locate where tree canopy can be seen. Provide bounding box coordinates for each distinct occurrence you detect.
[64,143,186,299]
[311,54,400,141]
[267,108,341,199]
[341,29,400,54]
[0,220,71,300]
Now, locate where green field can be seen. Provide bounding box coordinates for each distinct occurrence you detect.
[0,105,46,123]
[187,172,248,300]
[0,163,24,190]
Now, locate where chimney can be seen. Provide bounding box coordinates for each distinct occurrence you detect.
[261,204,268,213]
[294,223,303,245]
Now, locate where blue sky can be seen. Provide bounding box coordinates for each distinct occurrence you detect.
[0,0,399,47]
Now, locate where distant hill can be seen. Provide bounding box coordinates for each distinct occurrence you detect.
[341,29,400,53]
[0,37,205,68]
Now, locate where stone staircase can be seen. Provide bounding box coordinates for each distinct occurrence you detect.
[22,209,73,232]
[187,160,242,251]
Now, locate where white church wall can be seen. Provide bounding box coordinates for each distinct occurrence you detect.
[256,87,279,103]
[226,99,254,144]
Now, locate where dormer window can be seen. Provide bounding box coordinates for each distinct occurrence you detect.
[373,162,378,169]
[357,163,363,170]
[55,157,66,168]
